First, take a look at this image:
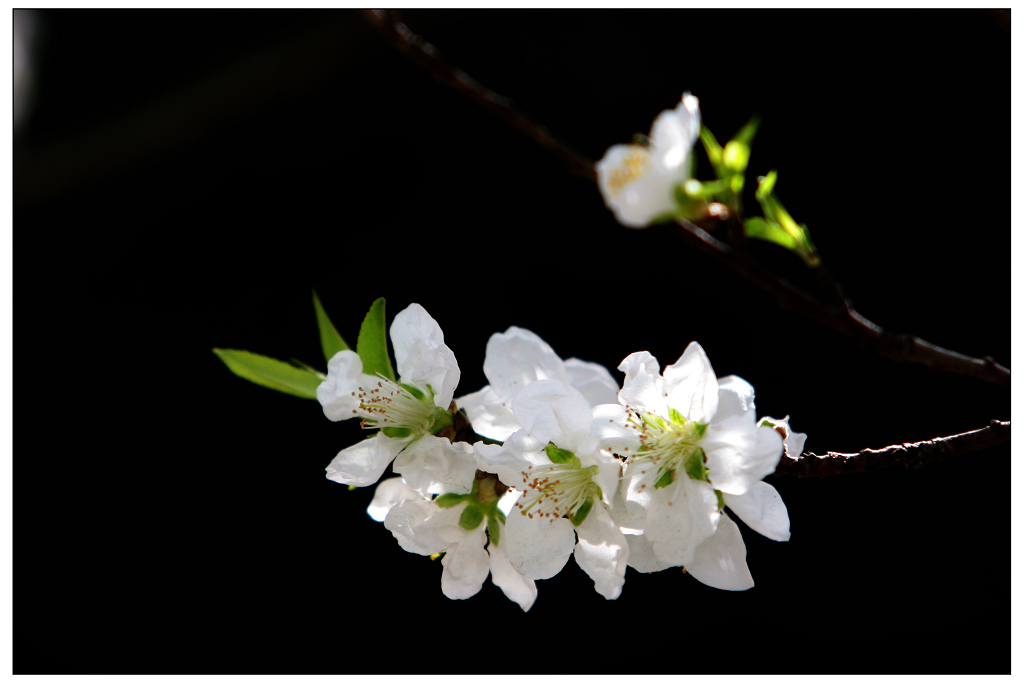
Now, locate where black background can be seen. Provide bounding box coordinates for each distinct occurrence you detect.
[14,10,1009,674]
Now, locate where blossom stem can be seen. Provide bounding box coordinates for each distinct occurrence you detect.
[771,419,1010,477]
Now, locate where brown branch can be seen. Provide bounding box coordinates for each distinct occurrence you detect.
[771,420,1010,477]
[362,9,596,182]
[367,10,1009,391]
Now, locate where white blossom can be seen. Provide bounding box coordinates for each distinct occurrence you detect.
[376,476,537,611]
[456,326,619,442]
[316,304,474,494]
[475,380,630,599]
[610,342,785,580]
[596,93,701,228]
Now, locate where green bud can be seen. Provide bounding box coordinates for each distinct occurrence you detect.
[435,493,468,509]
[683,448,709,483]
[654,469,675,489]
[459,504,484,531]
[568,496,594,527]
[487,515,502,546]
[545,442,578,466]
[381,426,413,438]
[715,489,726,512]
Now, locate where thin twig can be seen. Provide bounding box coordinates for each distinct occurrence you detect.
[365,9,1009,390]
[771,420,1010,477]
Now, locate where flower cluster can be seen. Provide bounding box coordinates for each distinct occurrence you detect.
[318,303,805,610]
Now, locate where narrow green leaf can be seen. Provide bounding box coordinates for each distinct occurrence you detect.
[699,125,724,172]
[288,357,326,379]
[312,289,349,362]
[213,349,322,399]
[744,217,798,250]
[459,504,485,531]
[356,297,396,382]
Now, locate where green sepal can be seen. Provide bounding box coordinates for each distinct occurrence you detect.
[568,496,594,527]
[699,125,726,178]
[381,426,413,439]
[745,217,798,250]
[545,442,577,465]
[759,418,776,428]
[348,485,356,491]
[312,289,349,362]
[459,504,485,531]
[683,448,709,483]
[668,407,686,426]
[653,469,675,489]
[487,515,502,546]
[693,422,708,438]
[715,489,726,512]
[436,493,468,509]
[356,298,396,382]
[641,413,667,430]
[213,348,322,400]
[428,407,454,436]
[400,382,426,401]
[496,508,507,524]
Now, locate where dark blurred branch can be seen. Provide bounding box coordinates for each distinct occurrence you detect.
[772,420,1010,477]
[362,9,596,182]
[369,9,1009,390]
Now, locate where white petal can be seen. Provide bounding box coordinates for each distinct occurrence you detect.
[645,475,720,567]
[473,441,534,492]
[662,342,719,424]
[393,436,476,496]
[316,350,372,421]
[585,446,622,508]
[483,327,568,407]
[325,435,402,487]
[610,467,653,535]
[704,418,783,496]
[498,489,522,517]
[592,403,641,456]
[686,514,754,591]
[487,538,537,612]
[383,499,448,555]
[390,303,460,408]
[367,476,424,522]
[563,358,619,407]
[624,533,676,573]
[716,375,756,421]
[617,351,666,415]
[440,527,490,600]
[455,386,520,442]
[511,380,593,451]
[574,504,629,600]
[650,93,701,172]
[724,481,791,542]
[504,510,575,580]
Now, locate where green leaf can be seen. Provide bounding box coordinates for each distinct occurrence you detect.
[744,217,798,250]
[544,442,577,465]
[213,348,322,399]
[653,469,675,489]
[683,448,709,483]
[459,504,484,531]
[568,496,594,527]
[435,493,468,509]
[487,515,502,546]
[312,289,349,362]
[356,298,396,382]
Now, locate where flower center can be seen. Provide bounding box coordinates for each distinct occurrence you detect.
[604,146,650,198]
[625,408,707,488]
[515,449,600,526]
[351,376,434,437]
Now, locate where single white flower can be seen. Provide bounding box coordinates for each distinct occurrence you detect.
[596,93,701,228]
[377,476,537,611]
[475,380,630,600]
[316,304,475,494]
[610,342,784,574]
[456,326,619,442]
